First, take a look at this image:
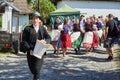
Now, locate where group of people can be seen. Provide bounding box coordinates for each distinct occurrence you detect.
[21,11,119,80]
[51,13,120,60]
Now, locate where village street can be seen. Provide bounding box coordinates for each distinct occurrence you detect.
[0,0,120,80]
[0,45,120,80]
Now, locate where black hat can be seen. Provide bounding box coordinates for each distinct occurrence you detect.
[31,11,43,21]
[108,14,113,18]
[81,15,85,17]
[31,11,40,18]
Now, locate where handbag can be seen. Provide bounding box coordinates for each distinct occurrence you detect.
[114,21,120,37]
[20,41,30,53]
[114,26,120,36]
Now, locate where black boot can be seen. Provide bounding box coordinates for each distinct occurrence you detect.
[74,49,78,54]
[106,56,113,61]
[53,50,56,54]
[44,52,46,55]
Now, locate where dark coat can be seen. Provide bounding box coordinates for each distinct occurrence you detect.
[21,25,51,52]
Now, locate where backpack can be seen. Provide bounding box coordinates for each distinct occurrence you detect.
[114,21,120,37]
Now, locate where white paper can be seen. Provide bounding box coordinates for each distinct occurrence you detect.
[58,23,63,30]
[33,40,49,59]
[51,30,61,41]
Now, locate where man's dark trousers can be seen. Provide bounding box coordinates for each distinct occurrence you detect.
[27,52,43,80]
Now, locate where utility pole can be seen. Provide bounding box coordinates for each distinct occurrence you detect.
[38,0,40,13]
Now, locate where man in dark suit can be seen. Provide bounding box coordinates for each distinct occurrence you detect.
[22,12,51,80]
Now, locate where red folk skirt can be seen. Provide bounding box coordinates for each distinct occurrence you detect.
[60,34,72,48]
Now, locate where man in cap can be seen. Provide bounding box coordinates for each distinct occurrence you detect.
[22,11,51,80]
[104,14,116,61]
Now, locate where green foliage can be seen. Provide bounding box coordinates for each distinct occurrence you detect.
[0,49,13,58]
[0,17,2,28]
[22,23,32,30]
[27,0,31,4]
[28,0,56,24]
[50,0,61,5]
[40,0,56,22]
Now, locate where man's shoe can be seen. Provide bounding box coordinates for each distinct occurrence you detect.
[74,49,78,54]
[106,56,113,61]
[53,50,56,54]
[44,52,47,55]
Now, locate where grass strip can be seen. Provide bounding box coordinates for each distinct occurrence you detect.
[114,44,120,78]
[0,49,13,58]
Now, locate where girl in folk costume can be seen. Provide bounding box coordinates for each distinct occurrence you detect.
[60,17,72,57]
[71,19,81,42]
[96,18,104,46]
[92,24,100,50]
[56,24,63,55]
[51,17,62,54]
[71,19,82,54]
[91,18,100,49]
[83,17,99,54]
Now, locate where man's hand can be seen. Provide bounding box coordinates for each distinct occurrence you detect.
[39,40,46,44]
[30,50,33,55]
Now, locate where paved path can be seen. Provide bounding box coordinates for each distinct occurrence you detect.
[0,45,119,80]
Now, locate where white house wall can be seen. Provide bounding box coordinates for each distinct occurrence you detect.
[2,6,12,33]
[57,1,120,19]
[19,15,29,32]
[12,15,29,32]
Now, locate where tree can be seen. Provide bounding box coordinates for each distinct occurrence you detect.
[40,0,56,23]
[27,0,31,4]
[50,0,61,5]
[27,0,56,24]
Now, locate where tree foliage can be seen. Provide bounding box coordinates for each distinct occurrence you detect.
[27,0,31,4]
[28,0,56,24]
[0,16,2,28]
[40,0,56,22]
[50,0,61,5]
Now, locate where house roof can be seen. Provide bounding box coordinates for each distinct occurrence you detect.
[0,0,33,14]
[13,0,33,14]
[0,0,20,13]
